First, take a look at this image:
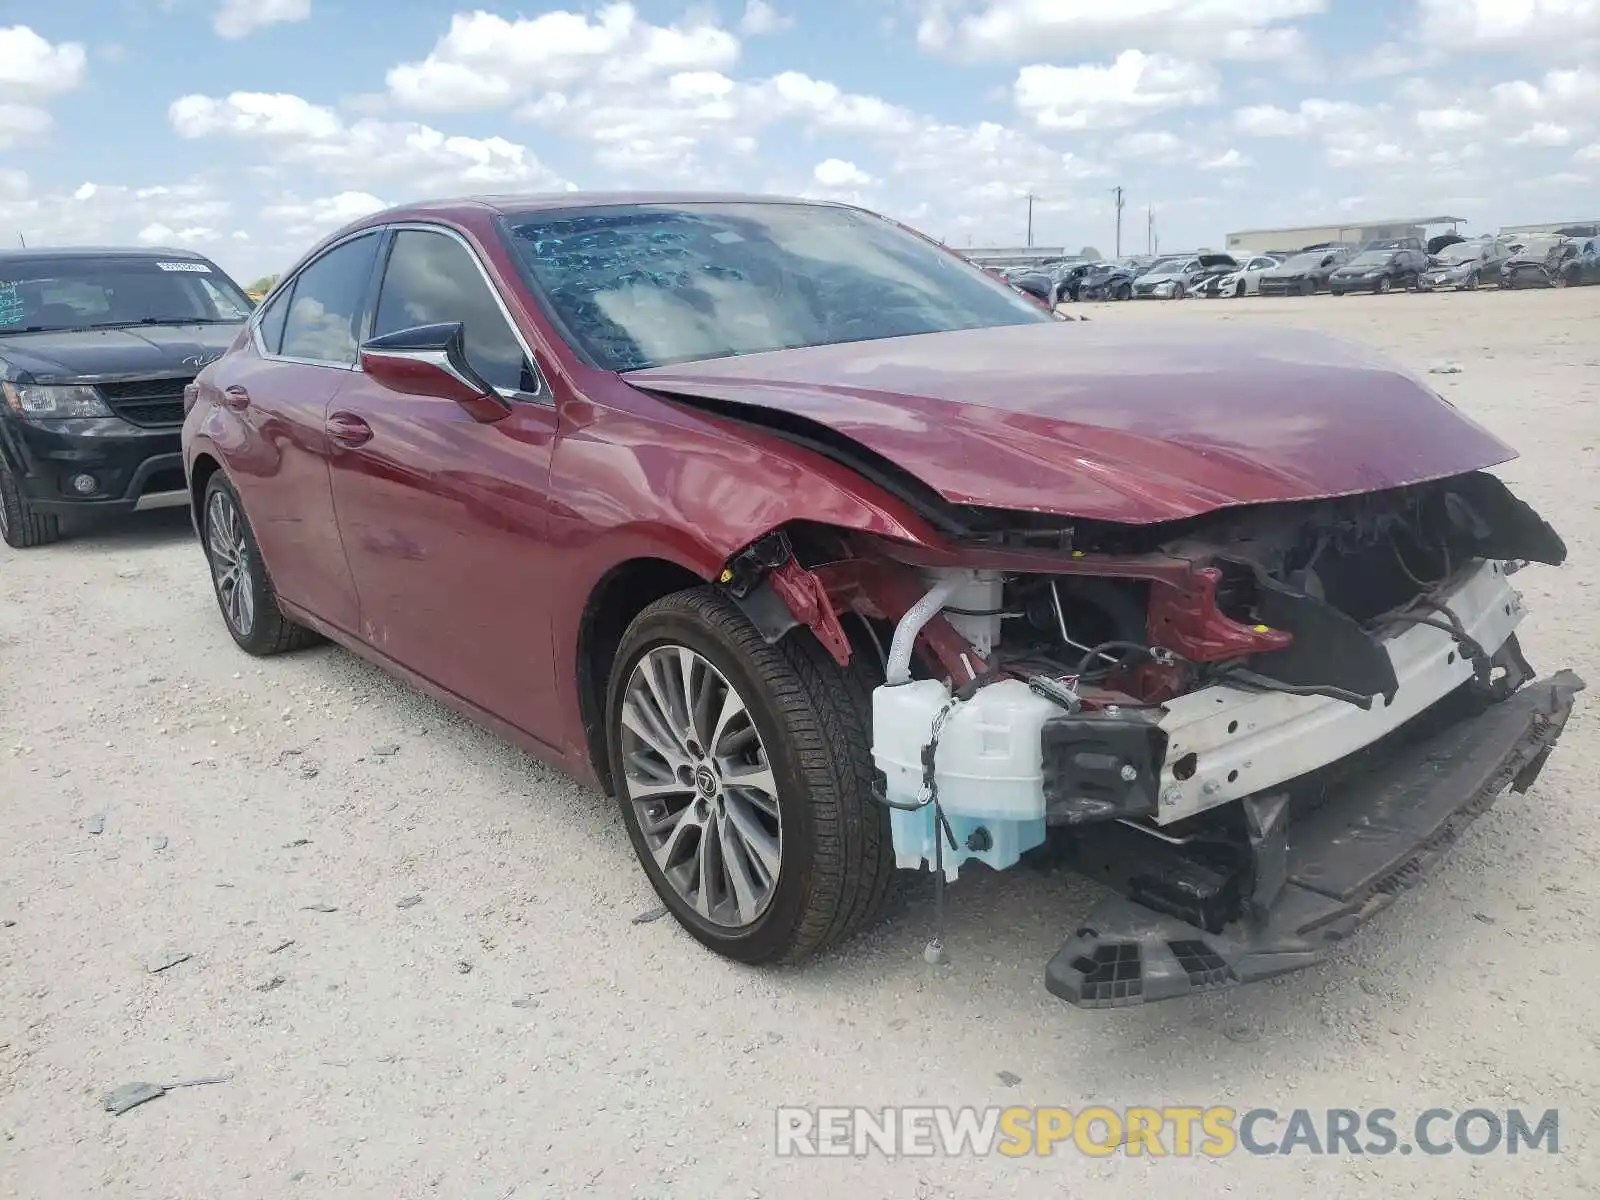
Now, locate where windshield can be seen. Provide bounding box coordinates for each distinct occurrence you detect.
[1512,238,1561,257]
[500,203,1053,372]
[1346,250,1396,268]
[1280,252,1332,270]
[0,256,254,334]
[1435,244,1484,264]
[1143,257,1190,275]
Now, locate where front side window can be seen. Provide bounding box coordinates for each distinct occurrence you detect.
[278,233,380,366]
[500,202,1052,372]
[0,255,253,334]
[372,229,538,394]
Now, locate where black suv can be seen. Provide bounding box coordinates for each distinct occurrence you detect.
[1327,238,1430,295]
[0,247,253,547]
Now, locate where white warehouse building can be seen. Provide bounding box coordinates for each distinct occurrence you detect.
[1224,215,1466,255]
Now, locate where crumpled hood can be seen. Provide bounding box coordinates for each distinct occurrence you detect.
[625,322,1516,525]
[0,323,242,383]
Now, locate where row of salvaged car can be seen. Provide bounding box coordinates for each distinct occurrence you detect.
[1001,228,1600,304]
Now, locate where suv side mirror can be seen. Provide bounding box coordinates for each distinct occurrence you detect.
[359,322,511,423]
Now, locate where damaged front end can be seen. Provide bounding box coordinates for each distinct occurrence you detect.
[718,470,1585,1008]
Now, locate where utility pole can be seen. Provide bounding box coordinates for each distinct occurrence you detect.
[1147,205,1155,255]
[1111,186,1125,257]
[1025,192,1035,247]
[16,233,24,248]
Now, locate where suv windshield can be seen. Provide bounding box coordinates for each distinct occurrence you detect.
[500,203,1051,372]
[1346,250,1396,268]
[0,255,254,334]
[1435,243,1485,264]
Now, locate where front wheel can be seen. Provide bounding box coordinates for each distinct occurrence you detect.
[0,461,62,549]
[1116,283,1132,301]
[608,588,892,965]
[1375,275,1391,294]
[201,474,320,655]
[1301,278,1316,296]
[1234,280,1246,298]
[1463,273,1479,291]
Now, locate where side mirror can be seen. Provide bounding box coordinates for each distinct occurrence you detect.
[359,322,512,424]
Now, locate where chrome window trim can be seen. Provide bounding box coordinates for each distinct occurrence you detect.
[376,221,549,404]
[249,227,382,371]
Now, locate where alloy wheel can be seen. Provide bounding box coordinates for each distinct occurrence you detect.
[619,645,782,928]
[205,489,256,637]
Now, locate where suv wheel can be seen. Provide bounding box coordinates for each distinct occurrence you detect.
[1376,275,1391,294]
[607,587,892,965]
[0,461,62,549]
[201,473,320,655]
[1115,283,1132,301]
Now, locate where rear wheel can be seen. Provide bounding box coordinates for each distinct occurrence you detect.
[0,461,61,549]
[608,587,893,965]
[201,473,320,655]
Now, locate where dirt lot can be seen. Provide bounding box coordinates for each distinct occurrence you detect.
[3,288,1598,1199]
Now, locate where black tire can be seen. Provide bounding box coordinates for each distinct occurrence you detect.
[200,472,320,655]
[1115,283,1132,301]
[0,461,61,549]
[1172,283,1187,300]
[1463,272,1478,291]
[1375,275,1391,295]
[1301,278,1316,296]
[607,587,893,965]
[1234,280,1246,298]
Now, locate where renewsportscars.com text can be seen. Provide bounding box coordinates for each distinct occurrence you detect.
[774,1106,1560,1158]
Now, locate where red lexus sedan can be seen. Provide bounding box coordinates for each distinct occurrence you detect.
[183,194,1581,1007]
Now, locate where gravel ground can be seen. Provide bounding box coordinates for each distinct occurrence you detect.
[2,287,1597,1199]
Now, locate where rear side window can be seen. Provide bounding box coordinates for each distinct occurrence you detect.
[278,233,380,366]
[372,229,538,395]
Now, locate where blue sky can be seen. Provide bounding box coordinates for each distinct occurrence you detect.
[1,0,1596,281]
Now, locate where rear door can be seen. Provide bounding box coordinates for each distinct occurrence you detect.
[325,224,564,742]
[210,231,381,633]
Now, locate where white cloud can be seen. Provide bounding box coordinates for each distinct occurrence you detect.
[214,0,311,40]
[813,158,873,187]
[1233,98,1363,136]
[386,5,739,112]
[918,0,1323,61]
[1416,107,1487,135]
[0,25,87,148]
[0,25,88,99]
[260,191,388,238]
[739,1,793,35]
[1575,142,1600,162]
[0,168,27,199]
[0,102,53,149]
[1015,51,1218,130]
[170,91,342,140]
[1511,121,1571,145]
[1200,148,1251,170]
[170,91,571,194]
[1419,0,1599,59]
[137,222,225,246]
[1111,130,1184,158]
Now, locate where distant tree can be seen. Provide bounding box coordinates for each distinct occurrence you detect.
[1079,245,1102,261]
[246,274,279,296]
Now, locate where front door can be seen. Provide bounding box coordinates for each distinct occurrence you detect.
[325,226,563,743]
[214,231,383,634]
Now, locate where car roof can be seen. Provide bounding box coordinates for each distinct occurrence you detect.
[374,191,852,223]
[0,245,211,263]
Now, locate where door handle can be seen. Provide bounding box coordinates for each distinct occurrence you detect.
[223,384,251,411]
[326,411,373,448]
